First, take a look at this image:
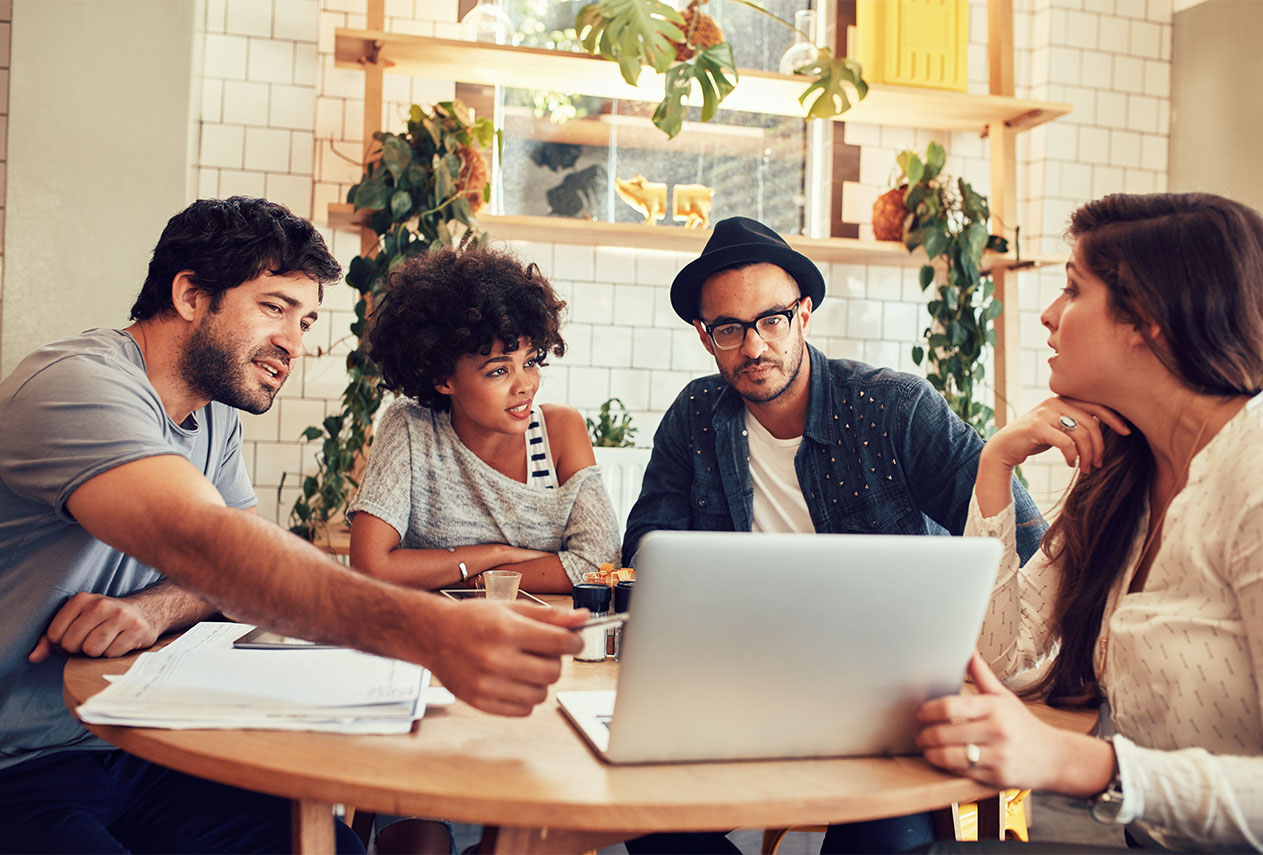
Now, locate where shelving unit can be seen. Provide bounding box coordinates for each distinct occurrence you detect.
[328,203,1057,272]
[333,30,1068,132]
[329,1,1069,425]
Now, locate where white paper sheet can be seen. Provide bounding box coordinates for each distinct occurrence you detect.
[76,622,430,734]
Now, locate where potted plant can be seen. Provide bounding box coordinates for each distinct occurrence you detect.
[884,142,1009,440]
[574,0,867,138]
[586,396,638,448]
[586,397,652,531]
[286,100,499,542]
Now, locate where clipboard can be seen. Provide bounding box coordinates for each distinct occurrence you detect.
[439,589,548,605]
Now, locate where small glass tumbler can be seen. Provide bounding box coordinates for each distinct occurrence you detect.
[483,570,522,601]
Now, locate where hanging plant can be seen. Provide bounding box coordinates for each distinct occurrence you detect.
[898,142,1010,440]
[287,100,500,541]
[574,0,866,139]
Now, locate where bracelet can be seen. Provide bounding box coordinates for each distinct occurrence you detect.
[446,547,469,582]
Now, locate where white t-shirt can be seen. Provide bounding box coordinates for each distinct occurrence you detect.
[744,408,814,534]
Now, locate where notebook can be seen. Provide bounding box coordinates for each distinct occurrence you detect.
[557,530,1002,764]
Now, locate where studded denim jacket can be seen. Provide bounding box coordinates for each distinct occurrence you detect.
[621,344,1046,565]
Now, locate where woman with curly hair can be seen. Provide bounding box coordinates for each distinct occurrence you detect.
[916,192,1263,851]
[346,243,619,594]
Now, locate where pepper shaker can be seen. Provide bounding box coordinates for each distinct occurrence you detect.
[613,580,634,662]
[571,583,612,661]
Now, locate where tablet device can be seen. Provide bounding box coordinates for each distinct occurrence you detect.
[439,588,548,605]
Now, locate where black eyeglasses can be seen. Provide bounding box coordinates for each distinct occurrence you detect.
[701,301,802,351]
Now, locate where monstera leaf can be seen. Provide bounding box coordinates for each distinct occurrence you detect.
[575,0,684,85]
[651,43,737,139]
[793,48,869,121]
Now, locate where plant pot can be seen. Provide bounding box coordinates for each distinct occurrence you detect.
[872,185,908,242]
[457,145,489,213]
[671,0,724,61]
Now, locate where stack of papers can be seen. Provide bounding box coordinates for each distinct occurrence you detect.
[76,622,452,734]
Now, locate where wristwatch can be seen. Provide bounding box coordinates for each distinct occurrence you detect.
[1090,736,1125,823]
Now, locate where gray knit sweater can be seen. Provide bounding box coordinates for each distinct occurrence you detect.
[347,400,621,583]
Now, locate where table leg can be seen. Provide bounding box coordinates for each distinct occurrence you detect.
[976,794,1005,840]
[931,803,962,841]
[291,799,336,854]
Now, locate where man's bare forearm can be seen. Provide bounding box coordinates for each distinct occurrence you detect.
[126,580,220,635]
[63,456,588,714]
[134,505,447,665]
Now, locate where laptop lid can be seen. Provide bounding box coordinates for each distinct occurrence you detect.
[563,530,1001,765]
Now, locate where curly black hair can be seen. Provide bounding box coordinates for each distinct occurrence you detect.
[130,197,342,320]
[367,243,567,411]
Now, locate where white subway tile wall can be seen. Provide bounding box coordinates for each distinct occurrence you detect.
[200,0,1170,524]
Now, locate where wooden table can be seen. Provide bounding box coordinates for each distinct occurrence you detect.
[64,638,1097,854]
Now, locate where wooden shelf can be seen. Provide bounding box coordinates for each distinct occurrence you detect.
[501,107,774,157]
[326,204,1060,271]
[334,30,1070,133]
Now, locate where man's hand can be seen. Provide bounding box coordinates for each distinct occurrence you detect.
[29,592,161,663]
[423,601,587,717]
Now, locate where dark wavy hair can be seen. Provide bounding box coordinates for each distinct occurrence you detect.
[130,197,342,320]
[1029,192,1263,707]
[367,243,567,411]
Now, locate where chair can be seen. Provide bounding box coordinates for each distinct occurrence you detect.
[759,790,1031,854]
[592,446,653,536]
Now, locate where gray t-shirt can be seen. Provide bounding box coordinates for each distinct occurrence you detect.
[347,400,620,584]
[0,329,256,770]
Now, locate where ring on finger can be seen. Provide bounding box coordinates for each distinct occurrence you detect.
[1059,415,1078,431]
[966,742,981,769]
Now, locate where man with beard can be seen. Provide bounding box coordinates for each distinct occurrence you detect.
[0,197,584,853]
[620,217,1045,854]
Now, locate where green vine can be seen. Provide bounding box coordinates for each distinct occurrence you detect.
[574,0,865,139]
[287,100,500,541]
[902,142,1009,440]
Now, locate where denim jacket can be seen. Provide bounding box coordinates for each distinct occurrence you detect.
[622,344,1046,564]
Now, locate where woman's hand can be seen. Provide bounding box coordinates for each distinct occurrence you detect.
[915,652,1114,798]
[984,397,1130,476]
[974,397,1130,517]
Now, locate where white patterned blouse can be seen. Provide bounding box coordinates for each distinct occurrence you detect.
[969,393,1263,853]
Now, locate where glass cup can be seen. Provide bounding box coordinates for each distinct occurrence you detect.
[483,570,522,601]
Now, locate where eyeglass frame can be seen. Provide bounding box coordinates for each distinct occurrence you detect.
[700,298,805,351]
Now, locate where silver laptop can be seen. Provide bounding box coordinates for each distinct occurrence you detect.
[557,530,1002,764]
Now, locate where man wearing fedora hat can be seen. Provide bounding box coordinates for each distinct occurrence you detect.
[623,215,1042,563]
[619,217,1045,852]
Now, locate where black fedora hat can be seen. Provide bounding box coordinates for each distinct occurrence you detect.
[670,216,825,322]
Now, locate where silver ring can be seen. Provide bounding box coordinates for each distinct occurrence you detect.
[966,742,981,769]
[1059,415,1078,431]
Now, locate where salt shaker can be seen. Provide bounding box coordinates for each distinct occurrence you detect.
[613,580,633,662]
[571,583,612,661]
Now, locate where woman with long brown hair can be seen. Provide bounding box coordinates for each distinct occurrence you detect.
[916,192,1263,851]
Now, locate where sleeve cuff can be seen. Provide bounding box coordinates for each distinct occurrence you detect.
[1108,733,1145,826]
[966,490,1016,540]
[343,499,406,542]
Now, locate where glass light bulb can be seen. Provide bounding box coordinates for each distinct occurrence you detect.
[778,9,818,75]
[461,0,514,45]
